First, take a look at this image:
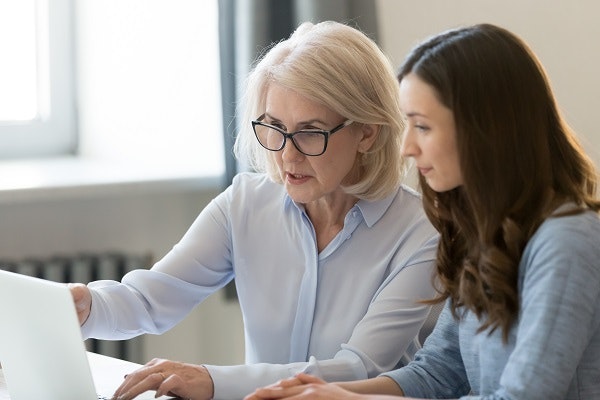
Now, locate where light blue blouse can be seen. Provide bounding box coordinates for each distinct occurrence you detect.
[384,207,600,399]
[82,172,439,399]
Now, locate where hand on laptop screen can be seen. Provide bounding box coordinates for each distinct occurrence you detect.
[68,282,92,325]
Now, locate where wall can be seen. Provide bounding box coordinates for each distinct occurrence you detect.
[376,0,600,170]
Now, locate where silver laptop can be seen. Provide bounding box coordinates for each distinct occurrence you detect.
[0,269,172,400]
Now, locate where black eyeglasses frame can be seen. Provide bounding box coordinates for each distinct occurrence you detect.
[251,114,354,156]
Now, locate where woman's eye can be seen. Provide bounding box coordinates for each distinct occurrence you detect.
[415,124,430,132]
[269,122,285,130]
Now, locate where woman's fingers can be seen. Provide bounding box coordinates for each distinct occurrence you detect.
[67,283,92,325]
[293,373,326,385]
[244,374,329,400]
[112,369,165,400]
[112,358,213,400]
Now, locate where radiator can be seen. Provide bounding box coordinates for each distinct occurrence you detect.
[0,252,153,364]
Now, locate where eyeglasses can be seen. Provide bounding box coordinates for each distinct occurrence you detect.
[251,114,354,156]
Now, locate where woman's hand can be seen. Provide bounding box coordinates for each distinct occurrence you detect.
[244,373,362,400]
[244,374,307,399]
[67,283,92,325]
[111,358,214,400]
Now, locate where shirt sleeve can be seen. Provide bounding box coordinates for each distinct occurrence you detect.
[482,213,600,400]
[382,300,472,398]
[81,270,221,340]
[81,184,235,340]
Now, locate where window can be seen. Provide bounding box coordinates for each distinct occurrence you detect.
[76,1,224,176]
[0,0,224,182]
[0,0,77,159]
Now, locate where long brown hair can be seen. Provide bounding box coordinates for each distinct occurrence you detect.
[398,23,600,340]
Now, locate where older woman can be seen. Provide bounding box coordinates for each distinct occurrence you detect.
[70,21,438,400]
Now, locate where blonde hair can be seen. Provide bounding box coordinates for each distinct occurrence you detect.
[234,21,405,200]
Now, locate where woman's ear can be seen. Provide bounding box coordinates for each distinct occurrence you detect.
[358,124,380,153]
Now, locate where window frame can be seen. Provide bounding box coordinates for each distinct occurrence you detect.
[0,0,77,159]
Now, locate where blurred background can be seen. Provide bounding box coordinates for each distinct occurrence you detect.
[0,0,598,366]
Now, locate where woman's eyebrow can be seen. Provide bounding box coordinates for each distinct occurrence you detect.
[263,113,328,126]
[404,111,427,118]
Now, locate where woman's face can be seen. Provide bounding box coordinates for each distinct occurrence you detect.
[399,73,463,192]
[263,84,376,204]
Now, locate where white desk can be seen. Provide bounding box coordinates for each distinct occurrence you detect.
[0,352,171,399]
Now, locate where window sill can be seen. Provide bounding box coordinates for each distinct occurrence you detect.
[0,156,224,204]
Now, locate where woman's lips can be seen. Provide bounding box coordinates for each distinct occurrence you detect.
[418,167,432,176]
[286,172,310,184]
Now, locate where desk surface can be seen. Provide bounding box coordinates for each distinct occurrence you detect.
[0,352,171,400]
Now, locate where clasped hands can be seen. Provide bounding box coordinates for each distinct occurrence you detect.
[111,358,214,400]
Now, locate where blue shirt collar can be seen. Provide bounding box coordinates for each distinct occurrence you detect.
[283,189,397,229]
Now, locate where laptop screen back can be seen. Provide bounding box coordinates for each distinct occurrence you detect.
[0,269,98,400]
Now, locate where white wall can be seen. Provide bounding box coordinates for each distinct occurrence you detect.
[376,0,600,169]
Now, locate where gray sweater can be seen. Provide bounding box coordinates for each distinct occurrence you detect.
[384,208,600,399]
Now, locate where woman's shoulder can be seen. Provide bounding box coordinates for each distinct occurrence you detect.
[211,172,286,220]
[230,172,280,191]
[397,184,424,203]
[519,208,600,312]
[231,171,272,185]
[371,184,436,236]
[226,172,286,203]
[389,184,428,216]
[533,207,600,244]
[523,207,600,274]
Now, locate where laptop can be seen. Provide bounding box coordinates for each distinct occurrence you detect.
[0,269,173,400]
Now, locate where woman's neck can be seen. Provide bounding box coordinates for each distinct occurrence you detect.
[304,193,359,252]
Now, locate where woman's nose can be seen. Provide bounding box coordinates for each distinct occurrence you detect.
[400,130,418,158]
[281,139,304,161]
